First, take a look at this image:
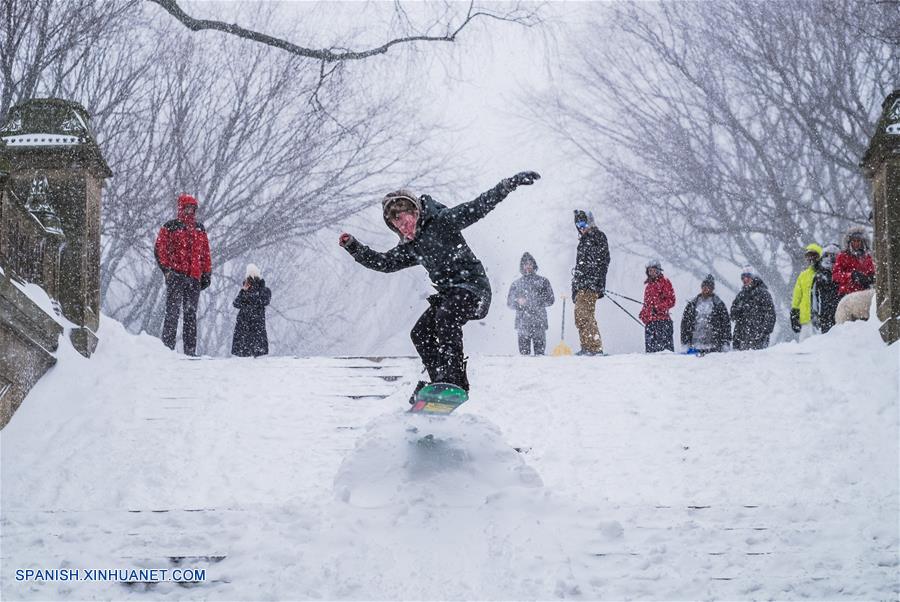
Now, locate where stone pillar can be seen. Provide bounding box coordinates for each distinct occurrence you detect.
[0,98,112,356]
[861,89,900,345]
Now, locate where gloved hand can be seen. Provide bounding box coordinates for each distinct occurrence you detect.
[164,270,173,285]
[339,232,355,248]
[597,288,605,299]
[790,308,801,333]
[851,271,873,288]
[501,171,541,192]
[200,272,211,291]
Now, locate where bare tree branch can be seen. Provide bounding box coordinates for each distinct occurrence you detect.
[145,0,542,62]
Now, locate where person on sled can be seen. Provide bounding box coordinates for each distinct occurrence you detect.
[339,171,541,403]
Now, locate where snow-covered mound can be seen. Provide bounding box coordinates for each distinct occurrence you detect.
[334,412,542,508]
[1,314,897,600]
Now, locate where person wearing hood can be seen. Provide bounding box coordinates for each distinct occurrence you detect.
[681,274,731,354]
[507,252,555,355]
[833,226,875,297]
[339,171,540,402]
[639,259,676,352]
[571,210,610,356]
[812,243,841,333]
[730,266,776,350]
[790,243,822,340]
[154,193,212,356]
[231,263,271,357]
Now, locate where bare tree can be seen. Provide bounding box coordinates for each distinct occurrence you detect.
[529,0,896,337]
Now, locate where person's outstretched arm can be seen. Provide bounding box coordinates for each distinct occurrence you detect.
[339,233,418,273]
[445,171,540,229]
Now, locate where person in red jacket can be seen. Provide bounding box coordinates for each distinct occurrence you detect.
[833,226,875,297]
[639,259,676,352]
[154,193,212,355]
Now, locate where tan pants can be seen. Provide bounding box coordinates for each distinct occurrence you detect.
[574,290,603,353]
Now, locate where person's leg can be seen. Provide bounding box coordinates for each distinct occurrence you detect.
[518,333,530,355]
[644,323,654,353]
[411,303,442,382]
[662,319,674,351]
[574,291,602,353]
[431,288,479,389]
[181,276,201,355]
[161,273,183,350]
[533,330,546,355]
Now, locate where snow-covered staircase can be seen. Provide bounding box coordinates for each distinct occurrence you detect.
[2,320,897,600]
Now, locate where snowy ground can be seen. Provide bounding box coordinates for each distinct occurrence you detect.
[1,317,898,600]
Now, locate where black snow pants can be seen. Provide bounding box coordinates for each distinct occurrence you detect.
[517,331,546,355]
[644,319,674,353]
[162,272,201,355]
[411,287,483,391]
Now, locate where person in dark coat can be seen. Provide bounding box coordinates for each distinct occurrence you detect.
[571,210,610,356]
[231,263,271,357]
[730,266,776,350]
[813,243,841,334]
[507,252,555,355]
[681,274,731,354]
[154,193,212,356]
[639,259,676,353]
[339,171,540,401]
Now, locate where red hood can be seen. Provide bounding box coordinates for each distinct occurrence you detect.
[177,194,198,223]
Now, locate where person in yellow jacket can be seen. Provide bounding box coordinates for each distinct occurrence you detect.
[790,243,822,341]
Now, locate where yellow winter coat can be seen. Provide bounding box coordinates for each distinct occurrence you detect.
[791,244,822,325]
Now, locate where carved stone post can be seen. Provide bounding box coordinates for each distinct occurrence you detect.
[0,98,112,356]
[861,89,900,345]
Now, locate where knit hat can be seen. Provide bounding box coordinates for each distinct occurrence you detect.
[702,274,715,289]
[646,258,663,272]
[843,226,870,252]
[246,263,261,279]
[740,265,758,280]
[822,243,840,255]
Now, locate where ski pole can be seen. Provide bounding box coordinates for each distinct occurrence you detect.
[605,290,644,305]
[560,297,566,340]
[605,294,645,328]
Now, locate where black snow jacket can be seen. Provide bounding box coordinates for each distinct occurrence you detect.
[681,293,731,352]
[812,266,840,333]
[730,278,776,350]
[344,181,516,319]
[231,278,271,357]
[507,252,555,335]
[571,228,610,299]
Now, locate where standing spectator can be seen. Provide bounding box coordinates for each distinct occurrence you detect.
[730,266,776,350]
[154,193,212,356]
[833,226,875,297]
[790,243,822,341]
[813,243,841,333]
[231,263,272,357]
[681,274,731,354]
[639,259,675,352]
[571,210,610,356]
[507,252,555,355]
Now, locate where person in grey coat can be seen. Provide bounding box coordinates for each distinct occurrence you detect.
[507,252,555,355]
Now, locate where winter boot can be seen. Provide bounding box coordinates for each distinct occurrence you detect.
[408,380,429,405]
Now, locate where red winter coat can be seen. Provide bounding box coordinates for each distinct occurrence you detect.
[154,194,212,281]
[640,275,676,324]
[833,251,874,296]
